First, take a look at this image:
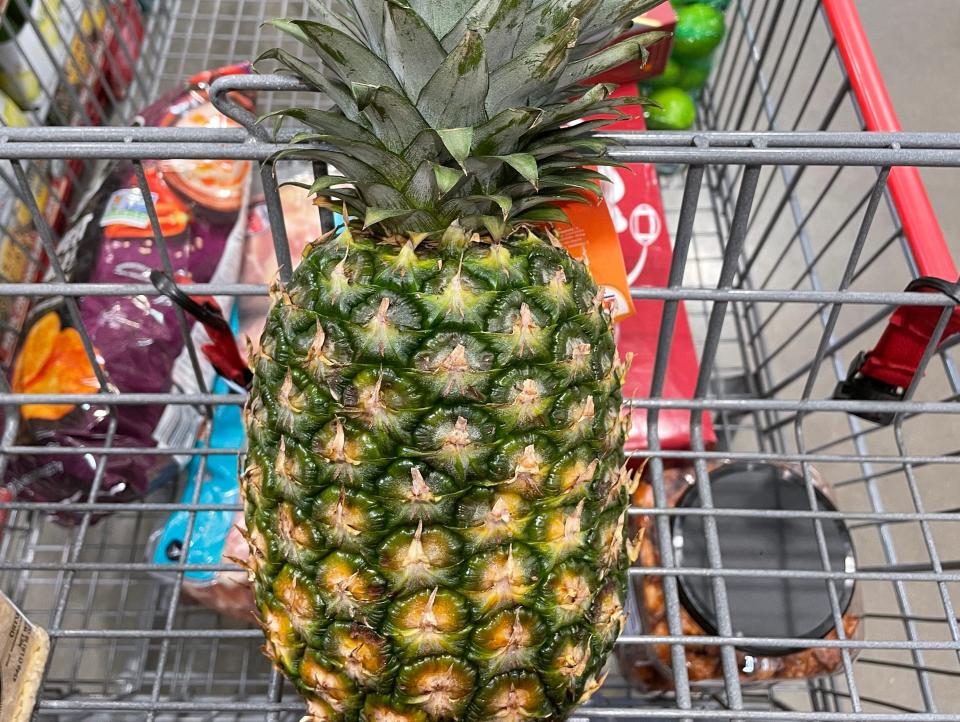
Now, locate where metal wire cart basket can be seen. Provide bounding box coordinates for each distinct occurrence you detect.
[1,0,960,719]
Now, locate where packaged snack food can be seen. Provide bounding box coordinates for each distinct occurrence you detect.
[149,365,254,622]
[0,90,62,369]
[2,65,253,519]
[149,181,331,619]
[237,163,324,342]
[0,0,63,112]
[622,461,862,687]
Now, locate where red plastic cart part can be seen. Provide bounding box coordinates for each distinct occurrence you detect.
[150,271,252,389]
[824,0,959,420]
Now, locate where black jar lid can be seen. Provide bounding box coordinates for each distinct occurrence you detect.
[672,462,856,657]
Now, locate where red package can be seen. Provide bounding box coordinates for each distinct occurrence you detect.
[591,3,678,85]
[104,0,144,97]
[603,84,716,454]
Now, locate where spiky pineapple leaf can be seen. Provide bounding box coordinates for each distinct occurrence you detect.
[473,108,543,156]
[526,117,620,149]
[536,82,614,127]
[489,194,513,218]
[442,0,530,60]
[255,47,364,123]
[364,207,415,228]
[481,214,507,240]
[271,19,403,92]
[513,191,583,212]
[532,137,609,158]
[351,84,428,152]
[341,0,387,56]
[403,161,441,209]
[436,128,474,170]
[590,0,665,34]
[556,31,669,90]
[303,0,364,38]
[403,129,447,168]
[384,3,447,98]
[284,134,413,186]
[517,0,598,49]
[433,164,462,194]
[417,30,489,128]
[445,193,513,219]
[408,0,475,39]
[514,205,570,223]
[308,175,351,194]
[496,153,539,188]
[486,17,579,111]
[277,148,387,185]
[571,0,665,59]
[259,107,379,145]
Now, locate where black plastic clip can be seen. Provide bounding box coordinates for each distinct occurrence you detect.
[832,351,903,426]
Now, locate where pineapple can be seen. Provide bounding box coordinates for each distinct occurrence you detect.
[243,2,662,719]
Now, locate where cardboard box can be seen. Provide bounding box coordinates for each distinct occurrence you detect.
[591,2,677,86]
[602,84,716,454]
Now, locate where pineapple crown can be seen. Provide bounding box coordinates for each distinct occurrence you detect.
[258,0,666,238]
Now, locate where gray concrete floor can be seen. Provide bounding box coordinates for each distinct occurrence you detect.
[858,0,960,255]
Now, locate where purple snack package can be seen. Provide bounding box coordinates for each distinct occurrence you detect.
[4,64,254,519]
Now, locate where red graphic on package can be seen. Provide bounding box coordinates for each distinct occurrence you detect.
[603,85,716,455]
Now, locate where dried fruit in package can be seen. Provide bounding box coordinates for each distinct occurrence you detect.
[2,64,253,520]
[12,312,100,421]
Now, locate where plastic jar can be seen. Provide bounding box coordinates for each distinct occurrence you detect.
[621,461,862,688]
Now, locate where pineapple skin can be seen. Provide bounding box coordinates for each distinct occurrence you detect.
[243,224,631,721]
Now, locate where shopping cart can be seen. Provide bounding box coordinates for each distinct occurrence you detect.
[1,0,959,719]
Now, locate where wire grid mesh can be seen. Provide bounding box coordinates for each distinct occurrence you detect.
[0,0,959,719]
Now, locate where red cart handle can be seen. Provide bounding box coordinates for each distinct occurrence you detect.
[823,0,958,422]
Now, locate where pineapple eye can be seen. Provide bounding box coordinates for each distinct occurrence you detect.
[395,656,476,720]
[528,499,589,565]
[313,485,384,556]
[456,490,530,553]
[299,651,358,715]
[272,566,322,640]
[462,544,541,616]
[468,607,545,675]
[540,627,594,697]
[412,408,493,481]
[413,332,494,403]
[378,461,458,524]
[377,522,462,592]
[545,450,599,503]
[384,587,471,660]
[593,508,628,579]
[319,622,390,689]
[537,561,597,627]
[362,695,429,722]
[591,581,626,646]
[258,603,303,676]
[467,671,552,722]
[315,551,388,624]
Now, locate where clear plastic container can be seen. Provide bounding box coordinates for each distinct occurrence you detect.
[621,461,862,688]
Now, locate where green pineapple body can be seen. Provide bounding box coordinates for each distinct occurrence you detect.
[243,1,662,718]
[245,226,630,720]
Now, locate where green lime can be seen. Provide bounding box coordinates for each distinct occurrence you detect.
[673,4,726,60]
[645,58,683,89]
[675,55,714,90]
[672,0,731,10]
[645,87,697,130]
